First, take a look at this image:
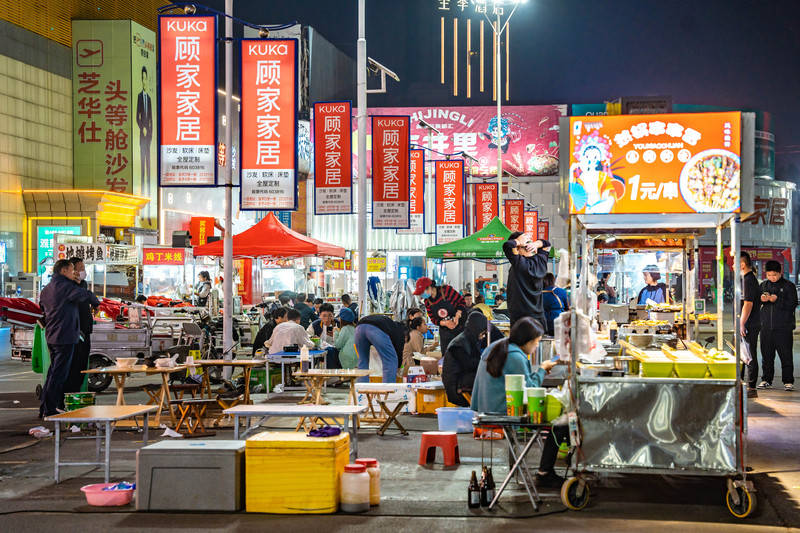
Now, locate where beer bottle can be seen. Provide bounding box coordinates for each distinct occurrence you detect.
[468,470,481,508]
[485,467,496,505]
[479,466,489,506]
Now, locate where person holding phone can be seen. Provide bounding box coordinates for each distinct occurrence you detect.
[758,261,798,391]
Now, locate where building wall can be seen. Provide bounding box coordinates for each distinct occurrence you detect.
[0,20,73,275]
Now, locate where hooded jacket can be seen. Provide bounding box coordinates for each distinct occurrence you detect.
[760,277,798,331]
[442,310,504,407]
[503,239,551,325]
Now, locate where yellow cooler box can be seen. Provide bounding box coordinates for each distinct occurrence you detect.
[245,431,350,514]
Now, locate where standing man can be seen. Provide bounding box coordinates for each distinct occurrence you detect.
[413,277,467,356]
[38,259,99,417]
[305,272,319,298]
[65,257,97,394]
[739,252,761,397]
[136,66,153,199]
[503,231,551,327]
[759,261,798,391]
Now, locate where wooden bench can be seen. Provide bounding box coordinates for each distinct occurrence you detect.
[45,405,157,483]
[169,398,217,437]
[224,404,367,460]
[360,388,409,436]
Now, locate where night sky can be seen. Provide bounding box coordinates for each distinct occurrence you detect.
[205,0,800,179]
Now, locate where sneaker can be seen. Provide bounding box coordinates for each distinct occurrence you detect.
[534,470,565,488]
[785,383,795,391]
[747,388,758,398]
[758,381,771,389]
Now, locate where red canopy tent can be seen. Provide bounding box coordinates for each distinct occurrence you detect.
[193,212,345,258]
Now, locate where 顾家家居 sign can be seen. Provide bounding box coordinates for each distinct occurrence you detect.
[240,39,298,210]
[524,211,538,237]
[435,160,465,244]
[313,101,352,214]
[397,149,425,234]
[371,116,411,229]
[158,15,217,186]
[504,199,524,233]
[567,112,742,214]
[473,183,498,232]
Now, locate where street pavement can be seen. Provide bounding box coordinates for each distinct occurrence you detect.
[0,328,798,531]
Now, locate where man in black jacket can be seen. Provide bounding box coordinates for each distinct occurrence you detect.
[739,252,761,396]
[294,293,317,329]
[503,231,552,327]
[758,261,798,391]
[64,257,98,394]
[252,307,287,357]
[38,259,100,417]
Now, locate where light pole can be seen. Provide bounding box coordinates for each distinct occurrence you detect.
[222,0,234,378]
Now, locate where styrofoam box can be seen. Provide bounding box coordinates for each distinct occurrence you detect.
[356,382,416,414]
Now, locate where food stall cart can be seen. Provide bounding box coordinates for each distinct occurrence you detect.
[142,246,195,300]
[557,111,757,518]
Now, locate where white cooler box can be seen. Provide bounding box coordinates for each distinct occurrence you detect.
[356,382,416,414]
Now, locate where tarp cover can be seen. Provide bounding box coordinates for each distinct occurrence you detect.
[193,213,345,259]
[425,217,512,260]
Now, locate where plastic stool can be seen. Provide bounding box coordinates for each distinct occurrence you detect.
[418,431,460,467]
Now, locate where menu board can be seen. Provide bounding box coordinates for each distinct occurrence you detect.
[567,112,741,214]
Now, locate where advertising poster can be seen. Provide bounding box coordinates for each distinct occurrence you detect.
[189,216,215,246]
[371,116,410,229]
[360,105,565,177]
[435,160,465,244]
[158,15,217,186]
[538,221,549,241]
[398,149,425,234]
[474,182,498,232]
[313,101,352,214]
[37,226,82,275]
[72,20,134,194]
[240,39,298,210]
[143,247,186,265]
[524,210,538,237]
[504,199,524,232]
[568,112,742,214]
[129,22,158,228]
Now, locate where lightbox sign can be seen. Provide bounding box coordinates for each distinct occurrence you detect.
[435,160,465,244]
[158,16,217,186]
[474,183,498,232]
[504,199,524,232]
[567,112,742,214]
[524,211,538,237]
[371,116,411,229]
[313,101,352,214]
[37,226,82,274]
[240,39,298,210]
[398,149,425,234]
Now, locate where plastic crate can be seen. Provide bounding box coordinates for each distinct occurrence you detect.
[435,407,474,433]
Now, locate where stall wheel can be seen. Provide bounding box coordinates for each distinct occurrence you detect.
[34,384,42,400]
[726,484,756,519]
[561,476,590,511]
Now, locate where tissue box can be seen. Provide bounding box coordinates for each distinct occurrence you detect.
[136,440,245,511]
[356,382,416,413]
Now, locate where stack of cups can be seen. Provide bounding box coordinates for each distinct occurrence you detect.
[526,387,546,423]
[505,375,525,416]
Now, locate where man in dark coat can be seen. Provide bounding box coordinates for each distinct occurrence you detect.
[252,307,287,357]
[64,257,97,394]
[38,259,100,417]
[442,310,504,406]
[503,232,551,326]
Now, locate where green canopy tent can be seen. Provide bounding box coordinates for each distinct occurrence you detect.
[425,216,513,260]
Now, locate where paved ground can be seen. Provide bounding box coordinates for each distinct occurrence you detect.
[0,327,799,531]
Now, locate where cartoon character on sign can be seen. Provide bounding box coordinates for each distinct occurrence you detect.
[479,115,521,154]
[569,131,625,214]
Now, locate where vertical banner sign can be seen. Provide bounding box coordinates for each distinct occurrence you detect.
[131,22,158,229]
[474,183,498,232]
[435,160,465,244]
[538,220,550,241]
[189,216,215,246]
[313,101,352,214]
[371,116,411,228]
[504,199,524,232]
[241,39,298,210]
[523,211,538,237]
[72,20,134,194]
[158,16,217,186]
[398,149,425,234]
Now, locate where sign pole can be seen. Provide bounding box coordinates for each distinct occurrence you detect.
[223,0,234,377]
[357,0,368,315]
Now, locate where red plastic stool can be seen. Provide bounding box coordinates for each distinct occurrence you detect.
[418,431,460,467]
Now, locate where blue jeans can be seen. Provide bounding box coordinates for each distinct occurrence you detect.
[354,324,398,383]
[41,343,74,417]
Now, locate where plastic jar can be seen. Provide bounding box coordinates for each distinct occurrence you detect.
[355,458,380,506]
[340,464,370,513]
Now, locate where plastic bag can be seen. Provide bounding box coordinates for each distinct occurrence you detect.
[555,248,570,288]
[739,339,752,364]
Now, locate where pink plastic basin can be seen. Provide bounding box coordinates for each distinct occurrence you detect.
[80,483,134,506]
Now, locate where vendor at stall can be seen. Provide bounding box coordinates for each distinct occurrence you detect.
[413,277,467,356]
[194,271,212,306]
[470,317,566,487]
[636,265,668,305]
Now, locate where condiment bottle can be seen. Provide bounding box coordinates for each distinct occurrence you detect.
[340,464,370,513]
[355,458,381,506]
[300,345,310,372]
[468,470,481,509]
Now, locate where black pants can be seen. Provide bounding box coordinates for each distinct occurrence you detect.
[760,329,795,385]
[740,328,759,389]
[539,424,570,473]
[65,338,90,394]
[325,347,341,370]
[439,326,462,358]
[41,343,74,417]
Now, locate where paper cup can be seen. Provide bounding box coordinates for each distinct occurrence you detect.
[526,387,546,423]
